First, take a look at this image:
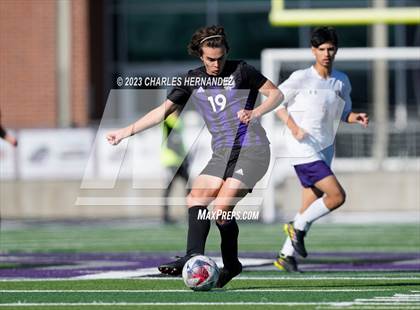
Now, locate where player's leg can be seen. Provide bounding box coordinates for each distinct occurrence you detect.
[275,186,323,271]
[294,175,345,231]
[186,174,224,256]
[279,147,337,261]
[287,186,324,250]
[288,175,345,258]
[158,174,223,275]
[300,186,324,214]
[313,175,346,210]
[282,160,333,257]
[212,177,249,288]
[159,148,228,275]
[291,187,324,235]
[214,145,270,287]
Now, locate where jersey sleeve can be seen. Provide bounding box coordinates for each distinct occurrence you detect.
[167,73,192,106]
[242,62,268,90]
[341,75,352,122]
[167,87,191,107]
[277,71,302,109]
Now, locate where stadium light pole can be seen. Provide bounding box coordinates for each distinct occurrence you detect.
[372,0,388,168]
[56,0,72,128]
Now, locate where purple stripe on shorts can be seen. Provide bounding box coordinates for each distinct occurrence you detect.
[294,160,333,188]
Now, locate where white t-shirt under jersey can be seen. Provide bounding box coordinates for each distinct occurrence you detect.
[278,66,352,166]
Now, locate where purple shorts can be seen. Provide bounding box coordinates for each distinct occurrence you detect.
[293,160,334,188]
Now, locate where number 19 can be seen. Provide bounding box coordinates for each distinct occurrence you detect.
[207,94,226,112]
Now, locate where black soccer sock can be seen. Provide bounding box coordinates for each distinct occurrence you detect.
[186,206,210,256]
[216,218,241,270]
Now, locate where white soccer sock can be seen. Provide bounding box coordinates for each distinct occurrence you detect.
[293,198,330,231]
[280,213,301,257]
[280,237,295,257]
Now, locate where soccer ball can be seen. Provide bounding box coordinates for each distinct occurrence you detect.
[182,255,220,291]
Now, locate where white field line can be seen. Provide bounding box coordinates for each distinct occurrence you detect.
[236,276,420,281]
[371,298,420,301]
[319,306,420,309]
[72,258,420,280]
[0,302,420,307]
[350,294,420,307]
[313,294,420,309]
[73,267,159,280]
[316,305,419,310]
[1,276,420,282]
[72,258,272,280]
[358,300,420,303]
[0,288,395,293]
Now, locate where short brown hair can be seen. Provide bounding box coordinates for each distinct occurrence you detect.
[187,25,230,57]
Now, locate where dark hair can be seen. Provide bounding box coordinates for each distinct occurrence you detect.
[310,27,338,48]
[187,25,230,57]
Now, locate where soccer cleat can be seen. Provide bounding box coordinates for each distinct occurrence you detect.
[158,254,196,276]
[216,262,242,288]
[273,254,299,272]
[284,222,308,258]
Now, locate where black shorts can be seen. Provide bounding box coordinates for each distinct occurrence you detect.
[200,144,270,191]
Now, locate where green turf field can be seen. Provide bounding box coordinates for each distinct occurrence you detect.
[1,222,419,309]
[1,275,420,309]
[1,222,419,252]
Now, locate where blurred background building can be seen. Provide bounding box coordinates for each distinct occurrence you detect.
[0,0,419,222]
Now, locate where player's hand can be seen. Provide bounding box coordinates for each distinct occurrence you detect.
[237,109,259,125]
[106,128,129,145]
[292,127,306,141]
[356,113,369,128]
[4,133,18,147]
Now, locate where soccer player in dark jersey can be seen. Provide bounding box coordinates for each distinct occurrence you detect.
[107,25,283,287]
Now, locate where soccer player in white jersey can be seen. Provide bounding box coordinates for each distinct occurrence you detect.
[274,27,369,272]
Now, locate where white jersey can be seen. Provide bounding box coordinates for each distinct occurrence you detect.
[278,66,352,166]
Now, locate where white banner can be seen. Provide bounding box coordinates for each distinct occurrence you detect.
[19,129,94,179]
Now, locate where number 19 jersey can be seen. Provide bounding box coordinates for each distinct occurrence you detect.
[167,60,270,150]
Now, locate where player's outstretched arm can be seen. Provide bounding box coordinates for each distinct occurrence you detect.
[276,107,306,141]
[106,99,178,145]
[347,112,369,128]
[237,80,283,124]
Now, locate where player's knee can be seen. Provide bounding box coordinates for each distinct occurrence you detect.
[186,192,199,207]
[334,190,346,207]
[187,189,215,207]
[327,190,346,210]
